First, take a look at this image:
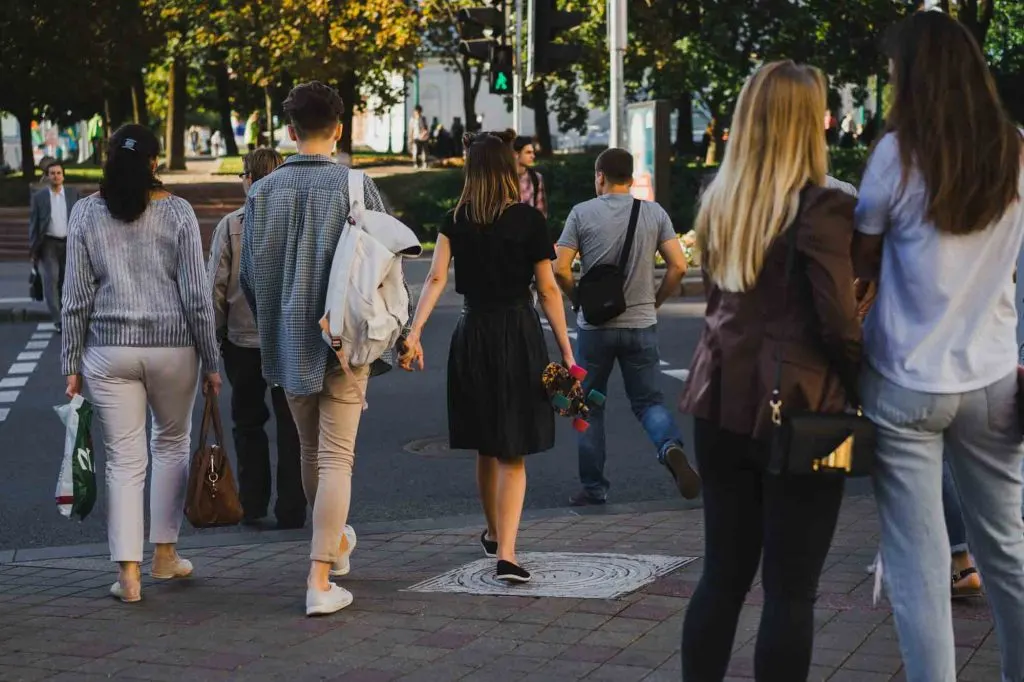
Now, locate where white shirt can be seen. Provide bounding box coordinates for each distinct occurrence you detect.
[855,133,1024,393]
[48,187,68,238]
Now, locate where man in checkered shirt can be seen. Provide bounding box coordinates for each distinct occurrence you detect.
[239,81,402,616]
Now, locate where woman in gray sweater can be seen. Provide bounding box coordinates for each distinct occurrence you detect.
[61,124,221,603]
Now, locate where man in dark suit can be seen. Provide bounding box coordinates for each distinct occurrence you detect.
[28,162,80,331]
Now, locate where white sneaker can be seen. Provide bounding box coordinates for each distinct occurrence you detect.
[305,583,353,616]
[330,525,357,577]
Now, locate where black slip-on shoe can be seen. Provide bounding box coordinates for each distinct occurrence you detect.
[496,560,531,583]
[663,444,702,500]
[480,530,497,558]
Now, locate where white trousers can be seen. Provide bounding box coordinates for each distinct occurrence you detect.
[83,346,199,562]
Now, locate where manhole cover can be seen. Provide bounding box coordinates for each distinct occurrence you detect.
[405,552,697,599]
[403,436,471,458]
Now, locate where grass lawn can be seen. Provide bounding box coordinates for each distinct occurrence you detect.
[4,166,105,184]
[216,152,414,175]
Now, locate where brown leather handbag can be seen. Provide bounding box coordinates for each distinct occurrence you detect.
[185,395,244,528]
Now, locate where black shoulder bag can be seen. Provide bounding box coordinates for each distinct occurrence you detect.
[767,222,876,477]
[576,198,641,326]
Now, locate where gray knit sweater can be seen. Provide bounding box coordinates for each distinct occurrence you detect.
[60,194,220,376]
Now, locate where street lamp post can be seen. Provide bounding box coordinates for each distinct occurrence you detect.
[608,0,626,148]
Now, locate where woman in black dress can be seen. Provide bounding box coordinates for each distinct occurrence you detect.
[402,134,575,582]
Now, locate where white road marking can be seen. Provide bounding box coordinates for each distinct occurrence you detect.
[0,408,8,422]
[17,352,42,361]
[8,363,37,375]
[0,391,19,404]
[659,360,669,366]
[25,341,49,350]
[0,377,27,388]
[37,323,57,332]
[30,333,52,341]
[0,298,32,304]
[661,369,690,381]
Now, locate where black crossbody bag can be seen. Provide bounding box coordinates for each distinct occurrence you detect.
[767,221,876,477]
[576,198,641,326]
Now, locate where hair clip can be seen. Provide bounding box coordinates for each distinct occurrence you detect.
[122,138,137,151]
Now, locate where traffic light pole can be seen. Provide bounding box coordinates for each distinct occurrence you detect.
[513,0,524,134]
[608,0,626,148]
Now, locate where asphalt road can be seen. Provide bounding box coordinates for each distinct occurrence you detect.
[0,258,724,552]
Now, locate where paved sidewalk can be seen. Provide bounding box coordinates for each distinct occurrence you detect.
[0,496,1003,682]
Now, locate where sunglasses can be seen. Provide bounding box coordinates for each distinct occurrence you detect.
[238,171,251,179]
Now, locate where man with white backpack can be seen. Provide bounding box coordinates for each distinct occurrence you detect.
[240,81,417,617]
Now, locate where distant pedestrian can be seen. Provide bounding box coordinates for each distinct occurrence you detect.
[61,123,221,604]
[678,61,860,680]
[409,105,429,169]
[207,147,305,530]
[401,133,575,584]
[554,148,697,506]
[852,13,1024,681]
[244,113,260,153]
[514,137,547,219]
[451,117,464,156]
[240,81,400,616]
[29,161,80,331]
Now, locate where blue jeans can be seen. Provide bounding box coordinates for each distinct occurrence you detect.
[576,325,683,499]
[862,366,1024,682]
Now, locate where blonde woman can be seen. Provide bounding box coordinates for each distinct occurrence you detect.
[401,134,574,582]
[678,61,861,679]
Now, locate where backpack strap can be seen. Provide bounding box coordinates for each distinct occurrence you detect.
[527,168,539,207]
[617,199,642,272]
[348,168,365,225]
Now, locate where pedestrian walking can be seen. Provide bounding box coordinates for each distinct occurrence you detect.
[240,82,398,616]
[28,161,80,331]
[400,133,575,583]
[852,13,1024,681]
[678,61,861,680]
[514,137,547,218]
[409,105,429,169]
[61,123,221,604]
[553,148,698,506]
[244,112,260,153]
[207,147,305,530]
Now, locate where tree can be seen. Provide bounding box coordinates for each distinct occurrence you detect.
[421,0,488,134]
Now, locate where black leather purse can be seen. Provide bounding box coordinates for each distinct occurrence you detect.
[575,199,641,326]
[766,220,876,477]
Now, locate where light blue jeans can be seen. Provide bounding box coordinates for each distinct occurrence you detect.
[862,367,1024,682]
[575,325,683,499]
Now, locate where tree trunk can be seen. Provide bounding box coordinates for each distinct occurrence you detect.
[16,110,35,180]
[531,85,553,157]
[264,85,275,148]
[675,95,695,154]
[460,66,478,134]
[956,0,994,48]
[131,70,148,125]
[211,62,239,156]
[339,75,356,155]
[165,57,187,170]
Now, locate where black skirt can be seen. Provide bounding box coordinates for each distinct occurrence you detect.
[447,299,555,458]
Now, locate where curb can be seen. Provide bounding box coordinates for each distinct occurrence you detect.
[0,307,50,324]
[0,497,703,564]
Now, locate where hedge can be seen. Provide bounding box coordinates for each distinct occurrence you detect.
[379,147,871,242]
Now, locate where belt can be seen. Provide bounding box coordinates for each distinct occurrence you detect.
[45,236,67,242]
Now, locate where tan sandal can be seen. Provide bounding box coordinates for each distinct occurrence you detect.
[952,567,983,599]
[110,579,141,603]
[151,555,194,580]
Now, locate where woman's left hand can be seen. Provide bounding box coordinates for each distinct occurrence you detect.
[399,332,425,371]
[65,375,82,399]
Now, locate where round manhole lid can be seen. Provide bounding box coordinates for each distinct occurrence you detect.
[403,436,470,458]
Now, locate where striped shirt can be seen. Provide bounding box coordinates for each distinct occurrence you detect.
[60,194,219,376]
[240,154,402,396]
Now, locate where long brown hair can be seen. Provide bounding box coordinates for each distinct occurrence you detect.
[455,134,520,224]
[695,61,829,292]
[884,11,1021,235]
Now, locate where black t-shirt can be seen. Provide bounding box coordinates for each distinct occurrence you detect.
[440,203,554,304]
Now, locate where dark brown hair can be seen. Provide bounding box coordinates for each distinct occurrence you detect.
[101,124,163,223]
[455,135,520,225]
[282,81,345,140]
[243,148,284,182]
[884,11,1021,235]
[596,148,633,184]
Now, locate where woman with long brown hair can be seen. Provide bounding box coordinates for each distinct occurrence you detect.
[678,61,861,679]
[401,134,574,582]
[853,11,1024,682]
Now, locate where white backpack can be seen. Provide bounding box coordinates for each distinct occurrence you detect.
[320,169,422,371]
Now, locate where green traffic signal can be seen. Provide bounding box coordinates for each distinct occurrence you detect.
[494,72,510,93]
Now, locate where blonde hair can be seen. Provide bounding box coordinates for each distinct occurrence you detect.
[695,61,829,292]
[456,134,520,224]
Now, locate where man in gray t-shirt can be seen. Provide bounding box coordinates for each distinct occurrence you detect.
[554,148,700,506]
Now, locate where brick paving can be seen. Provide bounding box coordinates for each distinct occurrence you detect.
[0,496,1003,681]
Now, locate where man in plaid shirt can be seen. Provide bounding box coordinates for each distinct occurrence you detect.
[239,81,395,617]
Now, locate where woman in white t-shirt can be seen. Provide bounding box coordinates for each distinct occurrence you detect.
[853,12,1024,682]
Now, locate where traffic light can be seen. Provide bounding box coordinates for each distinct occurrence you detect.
[490,46,514,94]
[529,0,585,78]
[457,4,506,62]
